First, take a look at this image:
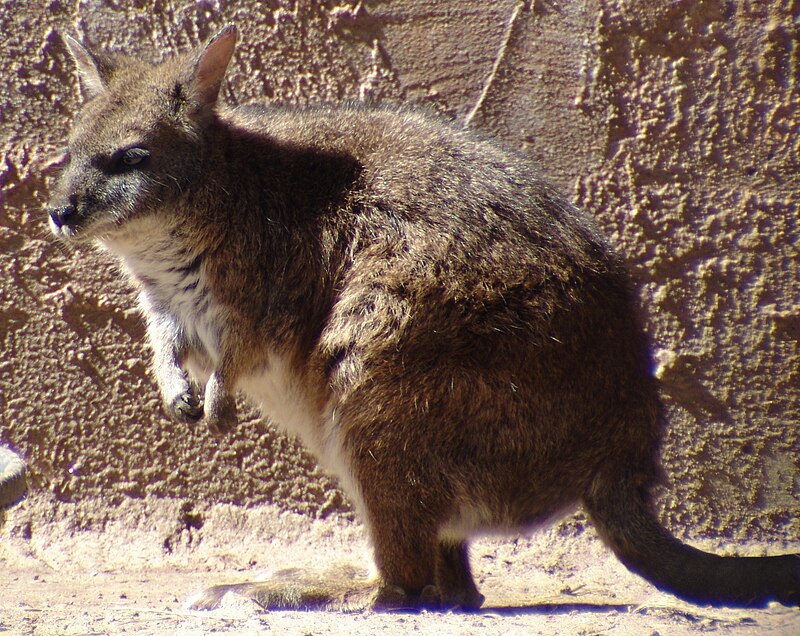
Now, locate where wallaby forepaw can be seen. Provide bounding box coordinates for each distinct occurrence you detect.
[167,390,203,423]
[161,375,203,424]
[204,393,238,435]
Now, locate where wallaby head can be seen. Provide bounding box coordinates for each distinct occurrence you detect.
[47,26,238,242]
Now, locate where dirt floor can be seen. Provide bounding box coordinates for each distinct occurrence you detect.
[1,498,799,635]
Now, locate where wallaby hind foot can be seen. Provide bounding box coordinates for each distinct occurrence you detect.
[185,565,473,613]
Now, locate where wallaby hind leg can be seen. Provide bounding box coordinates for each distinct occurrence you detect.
[427,539,485,610]
[186,493,457,612]
[363,495,483,609]
[368,516,440,610]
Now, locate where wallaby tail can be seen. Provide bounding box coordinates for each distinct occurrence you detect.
[583,474,800,608]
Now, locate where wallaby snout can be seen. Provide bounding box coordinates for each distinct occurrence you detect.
[47,186,96,239]
[48,195,78,231]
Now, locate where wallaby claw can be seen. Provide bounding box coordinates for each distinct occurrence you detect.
[162,373,204,423]
[168,391,204,423]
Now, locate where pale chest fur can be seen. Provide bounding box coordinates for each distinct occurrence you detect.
[101,219,340,466]
[106,225,224,364]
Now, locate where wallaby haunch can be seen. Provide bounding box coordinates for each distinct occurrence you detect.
[47,25,799,610]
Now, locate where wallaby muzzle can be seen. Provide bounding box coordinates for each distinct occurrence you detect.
[48,195,79,230]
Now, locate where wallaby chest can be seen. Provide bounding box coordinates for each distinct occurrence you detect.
[108,223,224,362]
[109,220,327,447]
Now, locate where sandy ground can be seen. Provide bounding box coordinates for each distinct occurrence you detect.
[1,498,799,635]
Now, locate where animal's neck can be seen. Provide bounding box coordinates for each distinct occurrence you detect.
[101,216,206,303]
[103,214,184,264]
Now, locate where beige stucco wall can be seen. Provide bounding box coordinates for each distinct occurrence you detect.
[1,0,797,542]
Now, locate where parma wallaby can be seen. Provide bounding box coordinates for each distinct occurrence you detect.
[47,25,799,610]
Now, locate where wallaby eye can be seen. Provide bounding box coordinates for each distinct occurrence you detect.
[116,147,150,169]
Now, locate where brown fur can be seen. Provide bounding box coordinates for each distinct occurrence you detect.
[47,26,799,610]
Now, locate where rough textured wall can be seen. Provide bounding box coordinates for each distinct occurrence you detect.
[0,0,797,541]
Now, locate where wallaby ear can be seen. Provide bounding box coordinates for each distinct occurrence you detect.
[62,33,112,99]
[192,25,238,108]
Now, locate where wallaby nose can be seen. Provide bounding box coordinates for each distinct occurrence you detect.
[48,196,78,229]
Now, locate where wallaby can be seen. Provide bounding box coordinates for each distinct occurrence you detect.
[47,25,799,611]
